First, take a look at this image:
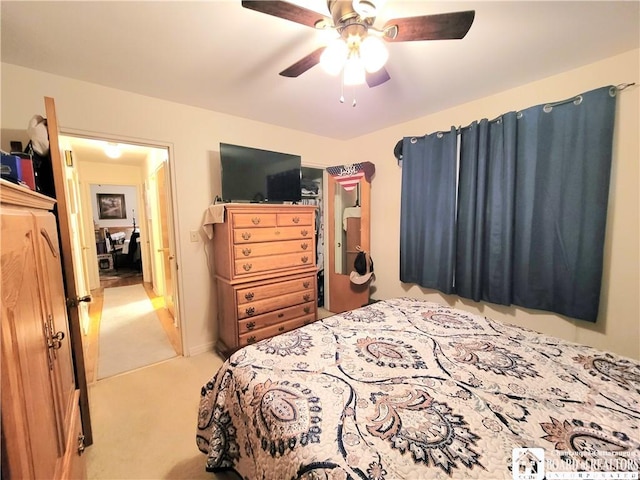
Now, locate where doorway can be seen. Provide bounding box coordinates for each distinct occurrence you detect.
[59,134,182,383]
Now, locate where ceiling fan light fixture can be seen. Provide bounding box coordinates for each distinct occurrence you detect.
[320,38,348,75]
[104,142,122,159]
[360,35,388,73]
[343,56,366,85]
[352,0,382,19]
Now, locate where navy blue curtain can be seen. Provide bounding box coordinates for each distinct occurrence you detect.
[510,86,616,321]
[400,86,616,322]
[457,114,517,304]
[400,128,457,294]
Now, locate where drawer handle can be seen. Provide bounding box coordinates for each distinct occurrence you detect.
[301,242,308,250]
[247,336,257,344]
[243,263,253,272]
[278,326,285,332]
[77,433,86,456]
[242,248,252,256]
[301,255,309,263]
[244,292,254,301]
[301,229,309,237]
[304,306,311,314]
[246,321,256,331]
[278,313,284,318]
[252,217,261,225]
[303,281,310,288]
[292,216,300,224]
[303,294,311,302]
[246,307,256,316]
[275,230,281,235]
[242,232,252,240]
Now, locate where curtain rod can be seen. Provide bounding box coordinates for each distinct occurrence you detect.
[466,82,636,132]
[402,82,636,144]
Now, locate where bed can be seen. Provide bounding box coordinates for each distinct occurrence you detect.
[196,298,640,479]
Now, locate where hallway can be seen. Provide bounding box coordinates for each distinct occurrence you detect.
[84,271,181,384]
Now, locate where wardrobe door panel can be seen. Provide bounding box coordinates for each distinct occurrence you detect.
[35,211,76,439]
[1,209,60,478]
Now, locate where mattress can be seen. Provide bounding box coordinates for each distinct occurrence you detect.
[197,298,640,479]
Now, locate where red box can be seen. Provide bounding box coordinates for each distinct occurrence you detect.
[19,157,36,190]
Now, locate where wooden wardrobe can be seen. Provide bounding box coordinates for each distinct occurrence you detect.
[1,180,87,479]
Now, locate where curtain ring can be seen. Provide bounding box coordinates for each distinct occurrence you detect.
[516,112,523,119]
[609,86,617,97]
[436,132,444,139]
[410,137,418,144]
[543,104,553,113]
[573,95,583,105]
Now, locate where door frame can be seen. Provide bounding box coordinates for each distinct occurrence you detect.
[57,126,184,351]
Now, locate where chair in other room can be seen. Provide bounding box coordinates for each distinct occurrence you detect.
[104,232,125,270]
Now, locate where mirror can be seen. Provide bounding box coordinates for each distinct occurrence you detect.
[326,163,373,314]
[333,184,360,275]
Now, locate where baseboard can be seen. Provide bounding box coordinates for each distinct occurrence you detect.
[187,341,217,357]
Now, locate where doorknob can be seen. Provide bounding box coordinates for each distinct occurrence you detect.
[169,255,175,260]
[67,295,92,308]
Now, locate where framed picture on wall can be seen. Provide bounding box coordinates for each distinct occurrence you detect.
[97,193,127,220]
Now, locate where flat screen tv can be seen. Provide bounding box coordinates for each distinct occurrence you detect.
[220,143,302,203]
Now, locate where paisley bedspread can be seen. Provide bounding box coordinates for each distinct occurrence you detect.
[196,298,640,479]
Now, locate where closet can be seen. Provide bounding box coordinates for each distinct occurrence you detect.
[1,180,86,479]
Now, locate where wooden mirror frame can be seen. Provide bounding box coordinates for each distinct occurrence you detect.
[327,174,371,313]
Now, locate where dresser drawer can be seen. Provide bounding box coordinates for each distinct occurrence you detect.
[276,212,314,227]
[234,251,315,277]
[238,301,315,334]
[237,275,315,305]
[237,290,315,319]
[239,314,316,347]
[232,213,277,228]
[233,226,313,244]
[234,239,313,260]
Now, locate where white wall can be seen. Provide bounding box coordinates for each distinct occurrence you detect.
[0,63,348,356]
[2,49,637,359]
[351,49,640,359]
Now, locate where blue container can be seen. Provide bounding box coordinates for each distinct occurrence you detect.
[1,153,23,183]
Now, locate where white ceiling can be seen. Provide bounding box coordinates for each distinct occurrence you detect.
[59,135,161,166]
[2,1,639,141]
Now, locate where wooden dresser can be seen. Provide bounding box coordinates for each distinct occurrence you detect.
[1,180,87,479]
[211,204,318,356]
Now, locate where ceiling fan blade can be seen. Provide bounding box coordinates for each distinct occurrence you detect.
[383,10,475,42]
[279,47,326,77]
[241,0,331,28]
[366,67,390,88]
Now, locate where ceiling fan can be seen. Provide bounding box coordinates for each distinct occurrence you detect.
[241,0,475,88]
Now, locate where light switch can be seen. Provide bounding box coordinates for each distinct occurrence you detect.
[190,230,200,242]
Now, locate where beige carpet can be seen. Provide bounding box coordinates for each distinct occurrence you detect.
[86,350,237,479]
[98,284,176,380]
